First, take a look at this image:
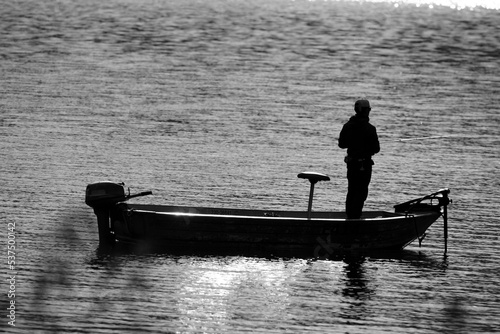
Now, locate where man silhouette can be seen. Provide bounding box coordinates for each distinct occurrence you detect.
[338,99,380,219]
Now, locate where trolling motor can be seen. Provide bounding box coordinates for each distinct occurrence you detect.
[394,188,451,254]
[85,182,152,245]
[393,188,450,213]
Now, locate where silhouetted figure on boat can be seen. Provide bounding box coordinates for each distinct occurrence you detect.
[338,99,380,219]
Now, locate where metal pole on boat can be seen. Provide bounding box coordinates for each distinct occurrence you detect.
[307,182,315,220]
[444,200,448,255]
[439,189,450,255]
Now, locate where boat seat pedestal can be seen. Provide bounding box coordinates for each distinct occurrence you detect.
[297,172,330,220]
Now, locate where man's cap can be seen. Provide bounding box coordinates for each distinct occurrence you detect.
[354,100,372,113]
[354,99,371,110]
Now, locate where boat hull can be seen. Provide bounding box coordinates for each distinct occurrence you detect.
[107,204,442,256]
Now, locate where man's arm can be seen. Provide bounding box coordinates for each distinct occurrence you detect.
[338,124,349,149]
[370,127,380,155]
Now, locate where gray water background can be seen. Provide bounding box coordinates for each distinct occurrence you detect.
[1,0,500,332]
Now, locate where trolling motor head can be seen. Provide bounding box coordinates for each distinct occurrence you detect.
[394,188,450,213]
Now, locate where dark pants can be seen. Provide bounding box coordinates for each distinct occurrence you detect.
[346,163,372,219]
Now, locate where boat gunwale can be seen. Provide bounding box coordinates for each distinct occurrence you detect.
[122,206,440,222]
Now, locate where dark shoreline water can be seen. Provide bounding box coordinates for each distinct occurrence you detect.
[1,0,499,332]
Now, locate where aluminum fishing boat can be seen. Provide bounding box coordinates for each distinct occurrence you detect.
[85,172,450,257]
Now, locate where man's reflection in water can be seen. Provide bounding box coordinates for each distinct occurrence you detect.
[340,257,373,322]
[342,258,370,298]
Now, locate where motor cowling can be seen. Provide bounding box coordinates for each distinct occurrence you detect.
[85,182,127,208]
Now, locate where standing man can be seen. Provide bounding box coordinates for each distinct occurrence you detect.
[338,99,380,219]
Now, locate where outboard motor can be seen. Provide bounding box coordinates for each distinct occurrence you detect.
[85,182,152,245]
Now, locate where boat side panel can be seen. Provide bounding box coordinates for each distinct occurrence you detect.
[111,206,441,251]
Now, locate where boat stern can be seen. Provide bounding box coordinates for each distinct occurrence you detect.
[85,182,152,246]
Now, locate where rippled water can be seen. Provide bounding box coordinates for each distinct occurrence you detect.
[1,0,500,332]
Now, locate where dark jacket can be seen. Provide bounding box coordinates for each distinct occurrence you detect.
[338,114,380,159]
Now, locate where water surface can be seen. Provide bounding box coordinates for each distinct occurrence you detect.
[1,0,499,332]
